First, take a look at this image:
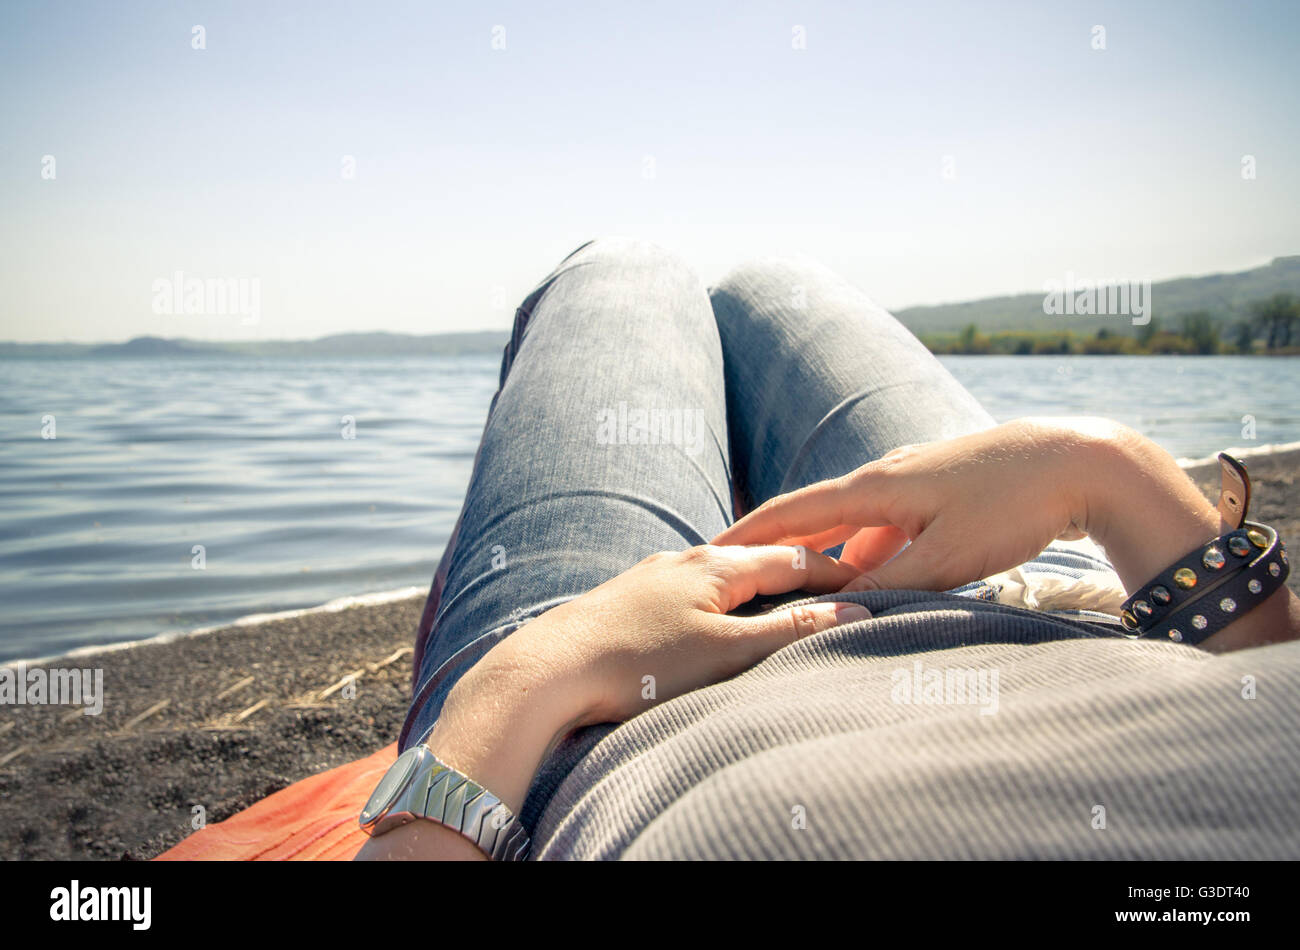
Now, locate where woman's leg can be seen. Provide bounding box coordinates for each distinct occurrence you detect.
[402,238,732,750]
[710,254,994,508]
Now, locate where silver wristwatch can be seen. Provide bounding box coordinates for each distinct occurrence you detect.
[359,743,530,860]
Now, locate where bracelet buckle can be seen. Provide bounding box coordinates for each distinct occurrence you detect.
[1217,452,1250,532]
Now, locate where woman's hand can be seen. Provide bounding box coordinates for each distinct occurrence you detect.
[714,418,1129,592]
[711,416,1227,595]
[711,417,1298,654]
[512,543,869,726]
[357,544,869,860]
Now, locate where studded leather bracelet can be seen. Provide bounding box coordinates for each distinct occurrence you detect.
[1119,453,1290,646]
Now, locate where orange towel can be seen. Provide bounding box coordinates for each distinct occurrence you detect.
[156,744,397,861]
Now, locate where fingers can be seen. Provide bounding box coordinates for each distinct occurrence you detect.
[712,475,891,547]
[730,601,872,665]
[839,527,969,593]
[839,525,910,572]
[704,544,861,612]
[775,523,860,554]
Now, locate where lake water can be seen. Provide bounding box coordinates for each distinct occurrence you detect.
[2,354,1297,661]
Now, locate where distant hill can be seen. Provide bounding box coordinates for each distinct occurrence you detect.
[894,255,1300,336]
[0,342,96,358]
[216,331,509,357]
[0,331,510,359]
[89,336,208,357]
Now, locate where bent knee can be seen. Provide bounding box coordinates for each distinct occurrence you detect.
[560,236,690,274]
[710,253,836,302]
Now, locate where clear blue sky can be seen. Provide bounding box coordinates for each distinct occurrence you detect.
[2,0,1297,342]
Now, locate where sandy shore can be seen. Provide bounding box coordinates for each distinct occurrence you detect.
[2,449,1297,860]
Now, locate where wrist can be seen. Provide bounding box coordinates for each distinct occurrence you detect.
[1072,424,1220,592]
[1198,585,1300,653]
[427,619,598,813]
[1070,426,1298,650]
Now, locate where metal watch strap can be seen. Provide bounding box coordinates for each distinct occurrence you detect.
[362,745,531,859]
[415,755,530,861]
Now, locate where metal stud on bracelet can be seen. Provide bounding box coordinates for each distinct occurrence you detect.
[1117,452,1291,646]
[1120,527,1256,632]
[1120,523,1287,643]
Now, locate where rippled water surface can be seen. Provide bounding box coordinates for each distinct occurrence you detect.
[2,357,497,660]
[2,355,1296,660]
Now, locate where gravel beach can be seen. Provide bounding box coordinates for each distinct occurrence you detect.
[2,449,1297,861]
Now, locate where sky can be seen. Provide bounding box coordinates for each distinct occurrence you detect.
[1,0,1297,343]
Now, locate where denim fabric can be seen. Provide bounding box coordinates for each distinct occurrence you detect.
[708,253,996,509]
[399,239,1116,753]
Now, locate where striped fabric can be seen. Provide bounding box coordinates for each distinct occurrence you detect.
[526,590,1300,860]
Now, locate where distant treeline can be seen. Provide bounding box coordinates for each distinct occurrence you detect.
[922,292,1300,356]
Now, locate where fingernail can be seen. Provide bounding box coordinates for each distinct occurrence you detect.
[833,603,872,624]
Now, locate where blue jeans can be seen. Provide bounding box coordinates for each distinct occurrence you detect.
[400,238,1111,751]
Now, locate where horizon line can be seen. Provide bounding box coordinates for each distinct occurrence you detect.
[5,253,1297,347]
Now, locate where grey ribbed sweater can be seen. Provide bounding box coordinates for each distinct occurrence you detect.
[519,590,1300,859]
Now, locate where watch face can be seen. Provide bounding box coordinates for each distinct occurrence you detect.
[360,745,425,824]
